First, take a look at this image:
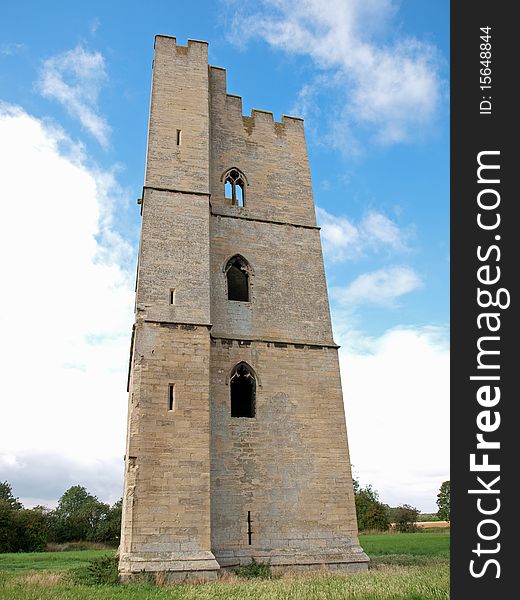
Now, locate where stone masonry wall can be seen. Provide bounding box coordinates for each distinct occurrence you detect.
[145,36,209,193]
[210,339,364,567]
[210,215,333,344]
[137,188,210,326]
[119,321,219,574]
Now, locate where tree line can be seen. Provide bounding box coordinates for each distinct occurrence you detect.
[0,479,450,553]
[353,478,450,532]
[0,482,121,553]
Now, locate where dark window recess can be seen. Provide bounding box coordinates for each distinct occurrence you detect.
[224,169,246,207]
[169,289,176,305]
[247,511,252,545]
[176,129,182,145]
[226,256,250,302]
[168,384,175,411]
[230,363,256,418]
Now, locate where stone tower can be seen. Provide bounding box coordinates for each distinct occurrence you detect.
[119,35,368,582]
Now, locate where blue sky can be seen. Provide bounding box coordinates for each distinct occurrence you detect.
[0,1,449,511]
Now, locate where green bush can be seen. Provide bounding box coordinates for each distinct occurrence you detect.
[235,558,271,579]
[13,509,48,552]
[0,499,17,553]
[353,480,390,531]
[71,554,119,585]
[0,498,49,553]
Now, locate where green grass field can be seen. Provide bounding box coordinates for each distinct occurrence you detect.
[0,532,449,600]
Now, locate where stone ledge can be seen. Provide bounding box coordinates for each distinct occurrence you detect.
[119,550,221,575]
[215,547,370,569]
[120,569,219,584]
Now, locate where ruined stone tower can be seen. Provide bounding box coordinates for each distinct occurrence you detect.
[119,35,368,581]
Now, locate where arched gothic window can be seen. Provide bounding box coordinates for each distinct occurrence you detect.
[225,255,251,302]
[230,362,256,418]
[223,168,246,207]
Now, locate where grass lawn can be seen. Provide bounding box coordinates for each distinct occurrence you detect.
[361,531,450,562]
[0,549,113,572]
[0,532,449,600]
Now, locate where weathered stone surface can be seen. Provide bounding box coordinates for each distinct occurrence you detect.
[119,34,368,580]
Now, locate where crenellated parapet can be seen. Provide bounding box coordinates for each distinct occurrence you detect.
[208,65,314,227]
[209,65,304,136]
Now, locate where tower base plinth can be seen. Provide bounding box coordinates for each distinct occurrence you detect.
[119,551,221,584]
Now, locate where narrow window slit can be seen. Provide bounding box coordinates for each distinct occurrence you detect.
[247,511,252,545]
[176,129,182,146]
[168,384,175,411]
[169,288,176,305]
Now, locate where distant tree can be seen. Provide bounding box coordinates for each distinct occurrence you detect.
[51,486,110,542]
[0,481,22,510]
[385,506,399,523]
[394,504,419,532]
[0,499,17,552]
[436,481,450,522]
[13,509,48,552]
[93,499,122,546]
[0,484,50,553]
[353,479,390,531]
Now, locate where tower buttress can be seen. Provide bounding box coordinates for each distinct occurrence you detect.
[119,36,218,582]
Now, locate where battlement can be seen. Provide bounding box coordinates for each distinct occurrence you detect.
[209,66,304,136]
[155,35,208,52]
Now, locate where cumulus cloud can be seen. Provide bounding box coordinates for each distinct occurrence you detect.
[0,105,134,506]
[0,452,122,508]
[317,206,410,262]
[338,325,449,511]
[229,0,442,146]
[38,46,110,147]
[332,266,422,307]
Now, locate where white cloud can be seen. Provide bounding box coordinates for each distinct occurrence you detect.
[339,326,449,511]
[38,46,110,147]
[317,206,409,262]
[89,18,101,36]
[1,42,26,57]
[0,105,134,506]
[230,0,442,146]
[332,266,422,307]
[0,452,122,508]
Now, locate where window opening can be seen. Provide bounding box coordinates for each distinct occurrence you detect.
[236,183,244,207]
[226,256,250,302]
[230,363,256,418]
[168,384,175,411]
[224,169,246,207]
[225,180,233,199]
